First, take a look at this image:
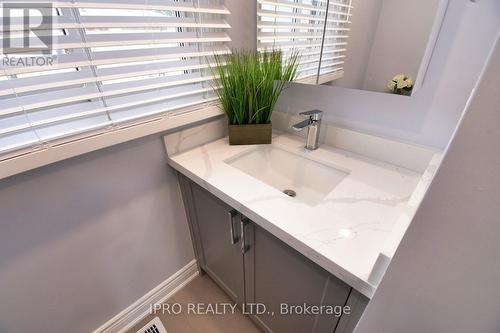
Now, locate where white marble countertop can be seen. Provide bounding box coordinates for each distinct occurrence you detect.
[168,133,441,298]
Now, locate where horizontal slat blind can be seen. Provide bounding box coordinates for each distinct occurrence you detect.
[318,0,351,83]
[257,0,328,83]
[257,0,351,84]
[0,0,230,157]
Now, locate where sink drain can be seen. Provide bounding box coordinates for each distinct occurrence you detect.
[283,189,296,198]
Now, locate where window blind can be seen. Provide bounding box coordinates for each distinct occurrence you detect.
[0,0,231,157]
[257,0,351,84]
[317,0,351,84]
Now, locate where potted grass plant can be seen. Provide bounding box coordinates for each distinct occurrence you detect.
[211,50,299,145]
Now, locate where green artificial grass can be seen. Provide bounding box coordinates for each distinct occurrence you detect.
[211,50,299,125]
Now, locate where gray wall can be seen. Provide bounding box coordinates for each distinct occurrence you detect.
[356,35,500,333]
[362,0,440,92]
[330,0,383,89]
[0,135,194,333]
[277,0,500,149]
[225,0,256,50]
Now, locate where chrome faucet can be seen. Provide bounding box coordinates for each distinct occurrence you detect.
[292,110,323,150]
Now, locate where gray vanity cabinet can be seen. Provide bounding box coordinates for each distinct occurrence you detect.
[244,223,352,333]
[179,176,245,305]
[178,174,368,333]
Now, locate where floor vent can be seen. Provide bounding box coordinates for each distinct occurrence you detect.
[135,317,167,333]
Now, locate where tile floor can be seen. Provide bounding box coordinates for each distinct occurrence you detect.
[127,274,262,333]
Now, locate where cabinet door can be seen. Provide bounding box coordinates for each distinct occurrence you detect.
[190,182,245,305]
[329,289,369,333]
[245,223,351,333]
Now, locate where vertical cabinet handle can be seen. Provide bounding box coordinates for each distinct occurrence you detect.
[241,216,250,253]
[228,209,239,245]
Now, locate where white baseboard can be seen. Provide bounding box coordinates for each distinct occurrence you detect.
[92,260,199,333]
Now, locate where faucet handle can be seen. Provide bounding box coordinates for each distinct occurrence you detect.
[299,109,323,121]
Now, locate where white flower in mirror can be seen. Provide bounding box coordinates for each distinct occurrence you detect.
[388,74,413,96]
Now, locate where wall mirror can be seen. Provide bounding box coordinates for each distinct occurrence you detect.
[257,0,448,96]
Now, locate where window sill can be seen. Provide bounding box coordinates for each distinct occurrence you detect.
[295,71,344,85]
[0,104,224,181]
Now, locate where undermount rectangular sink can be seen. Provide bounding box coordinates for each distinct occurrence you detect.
[226,146,349,205]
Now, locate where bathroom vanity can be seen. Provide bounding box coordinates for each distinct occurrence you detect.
[178,174,367,333]
[167,128,442,333]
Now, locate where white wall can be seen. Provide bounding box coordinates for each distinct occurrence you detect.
[276,0,500,149]
[356,34,500,333]
[0,135,195,333]
[331,0,383,89]
[362,0,440,92]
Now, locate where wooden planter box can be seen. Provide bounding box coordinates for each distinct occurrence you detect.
[228,123,272,145]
